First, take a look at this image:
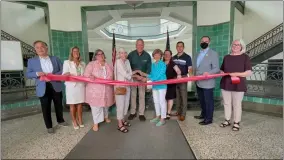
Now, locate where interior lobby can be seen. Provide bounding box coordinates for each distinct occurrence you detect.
[1,1,283,159]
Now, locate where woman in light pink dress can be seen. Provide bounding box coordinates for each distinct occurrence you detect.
[84,49,114,131]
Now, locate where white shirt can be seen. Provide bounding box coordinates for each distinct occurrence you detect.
[39,56,53,73]
[102,66,107,79]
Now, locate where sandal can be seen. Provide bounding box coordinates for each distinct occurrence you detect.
[117,125,129,133]
[220,120,231,128]
[166,113,171,120]
[232,122,240,131]
[122,121,131,127]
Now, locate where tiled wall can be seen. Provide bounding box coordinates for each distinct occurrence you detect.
[1,30,86,111]
[1,99,40,110]
[194,22,283,106]
[195,22,230,97]
[243,96,283,105]
[51,30,86,102]
[51,30,84,61]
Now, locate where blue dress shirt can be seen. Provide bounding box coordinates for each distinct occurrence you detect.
[196,48,209,68]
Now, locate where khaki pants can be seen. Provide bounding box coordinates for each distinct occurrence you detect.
[130,83,146,115]
[221,89,244,122]
[176,82,188,116]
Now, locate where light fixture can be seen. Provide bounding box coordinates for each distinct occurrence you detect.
[125,1,144,10]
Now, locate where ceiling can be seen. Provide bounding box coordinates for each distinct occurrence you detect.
[86,5,193,41]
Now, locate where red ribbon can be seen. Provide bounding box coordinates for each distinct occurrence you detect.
[40,73,240,86]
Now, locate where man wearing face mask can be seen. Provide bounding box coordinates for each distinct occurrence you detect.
[194,36,219,125]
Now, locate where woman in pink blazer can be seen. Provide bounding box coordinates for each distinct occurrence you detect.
[84,49,114,131]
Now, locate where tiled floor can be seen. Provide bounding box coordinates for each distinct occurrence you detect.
[2,110,283,159]
[1,112,93,159]
[178,110,283,159]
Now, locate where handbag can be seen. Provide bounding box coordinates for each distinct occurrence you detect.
[115,87,127,95]
[114,61,127,95]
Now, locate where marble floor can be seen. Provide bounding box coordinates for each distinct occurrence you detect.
[179,110,283,159]
[2,110,283,159]
[1,112,93,159]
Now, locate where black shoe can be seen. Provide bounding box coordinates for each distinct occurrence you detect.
[166,113,171,120]
[194,115,204,119]
[139,115,146,121]
[128,114,137,120]
[199,120,212,125]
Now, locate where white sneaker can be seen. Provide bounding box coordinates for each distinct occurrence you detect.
[79,124,85,128]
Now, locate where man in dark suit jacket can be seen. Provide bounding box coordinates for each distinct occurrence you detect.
[26,40,67,133]
[194,36,220,125]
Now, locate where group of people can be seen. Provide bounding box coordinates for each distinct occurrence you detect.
[26,36,252,134]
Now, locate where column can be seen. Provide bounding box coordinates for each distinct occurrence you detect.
[48,2,87,62]
[194,1,234,97]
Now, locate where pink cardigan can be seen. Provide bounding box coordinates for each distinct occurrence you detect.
[84,60,114,107]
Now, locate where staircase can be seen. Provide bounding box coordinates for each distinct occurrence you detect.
[184,24,284,109]
[244,24,283,100]
[1,30,36,67]
[1,30,37,103]
[246,23,283,63]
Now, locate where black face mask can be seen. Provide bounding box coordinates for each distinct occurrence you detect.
[200,42,209,49]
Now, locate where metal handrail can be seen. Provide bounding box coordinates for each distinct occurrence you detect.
[1,30,36,59]
[246,23,283,47]
[246,23,283,59]
[1,71,36,104]
[245,62,283,99]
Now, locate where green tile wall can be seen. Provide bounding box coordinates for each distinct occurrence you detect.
[243,96,283,106]
[51,30,85,102]
[194,22,282,106]
[195,22,230,97]
[1,99,40,110]
[51,30,84,62]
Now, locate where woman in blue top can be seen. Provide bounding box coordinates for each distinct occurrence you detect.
[136,49,167,126]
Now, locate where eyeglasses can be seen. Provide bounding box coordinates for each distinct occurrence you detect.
[232,44,241,47]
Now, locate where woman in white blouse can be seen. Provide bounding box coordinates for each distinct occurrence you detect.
[62,46,86,130]
[114,48,133,133]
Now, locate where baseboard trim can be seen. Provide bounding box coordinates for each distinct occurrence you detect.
[242,101,283,117]
[1,105,42,121]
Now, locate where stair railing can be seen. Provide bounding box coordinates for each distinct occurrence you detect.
[1,30,36,60]
[246,23,283,59]
[1,30,37,104]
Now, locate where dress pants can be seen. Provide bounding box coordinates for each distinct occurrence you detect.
[130,80,146,115]
[221,89,244,122]
[176,82,188,116]
[39,82,65,129]
[196,85,214,122]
